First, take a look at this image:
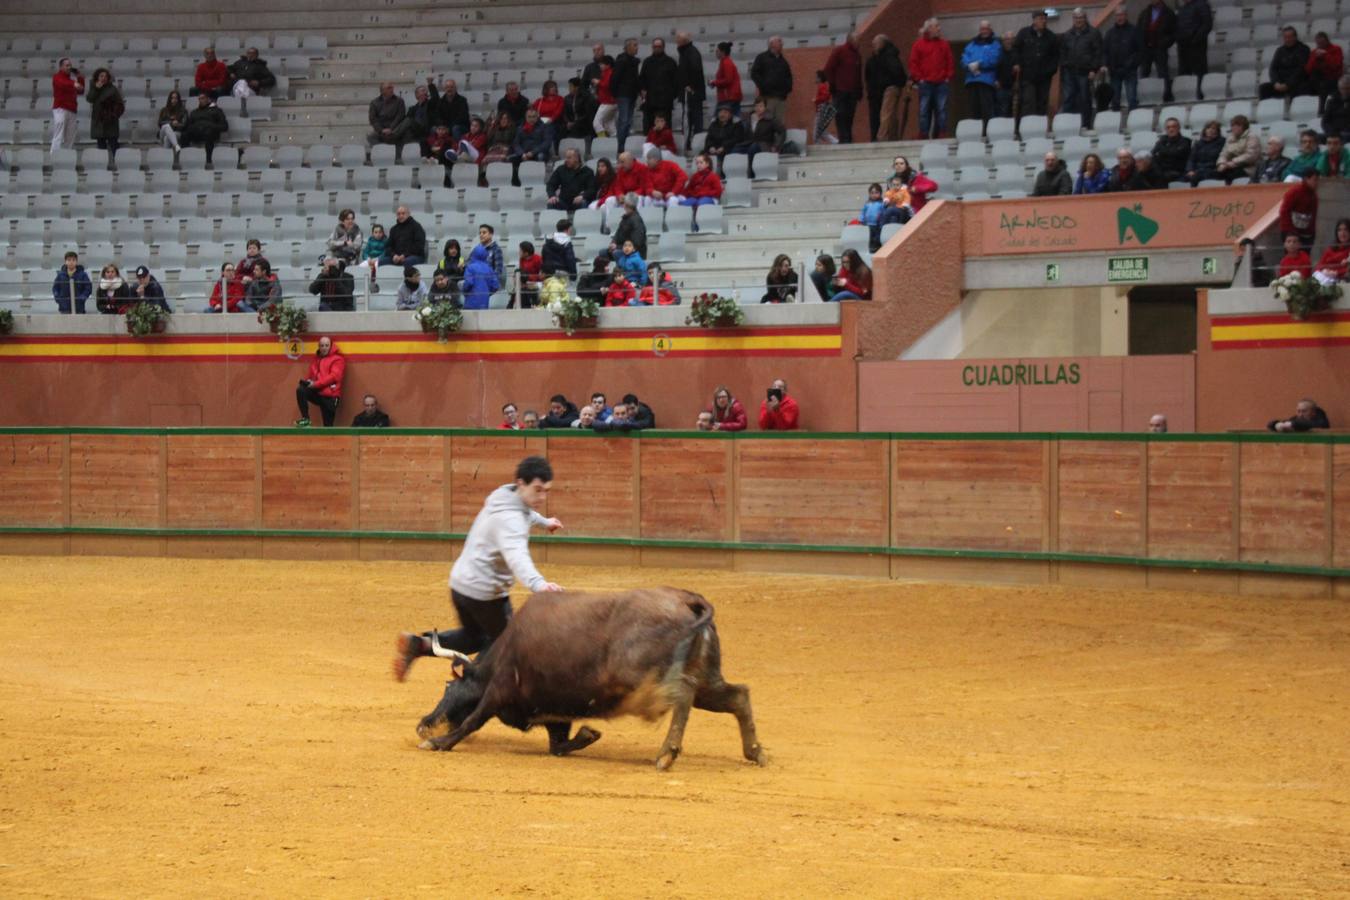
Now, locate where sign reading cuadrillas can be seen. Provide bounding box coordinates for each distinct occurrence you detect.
[962,362,1082,386]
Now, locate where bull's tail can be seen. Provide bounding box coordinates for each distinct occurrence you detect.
[665,591,716,683]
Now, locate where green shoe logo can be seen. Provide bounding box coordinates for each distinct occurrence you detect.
[1117,204,1160,245]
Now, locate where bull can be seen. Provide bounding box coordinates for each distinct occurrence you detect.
[415,588,766,770]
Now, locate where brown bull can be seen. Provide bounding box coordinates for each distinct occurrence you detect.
[415,588,767,770]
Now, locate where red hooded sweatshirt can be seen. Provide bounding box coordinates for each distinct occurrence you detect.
[647,159,689,195]
[306,343,346,399]
[195,59,230,93]
[908,34,954,83]
[681,169,723,199]
[611,161,652,196]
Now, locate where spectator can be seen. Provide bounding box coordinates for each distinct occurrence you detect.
[612,38,642,148]
[708,41,743,120]
[542,219,578,277]
[53,251,92,314]
[1103,7,1142,112]
[1132,149,1169,190]
[546,148,596,211]
[228,47,276,96]
[509,108,553,170]
[50,58,85,154]
[156,89,187,151]
[622,393,656,429]
[233,238,270,288]
[362,225,387,289]
[913,21,956,140]
[581,43,607,89]
[823,31,863,143]
[85,68,123,153]
[294,336,345,428]
[696,411,715,431]
[638,262,680,305]
[497,82,529,125]
[436,78,470,138]
[541,394,580,428]
[461,245,501,310]
[830,249,872,301]
[708,386,747,431]
[1138,0,1178,103]
[609,194,648,258]
[759,378,800,431]
[1254,136,1293,184]
[445,116,488,169]
[577,257,610,305]
[591,55,617,137]
[1148,413,1168,433]
[406,82,440,153]
[477,224,505,281]
[675,32,706,147]
[1323,75,1350,142]
[1218,114,1261,183]
[705,104,746,175]
[639,38,679,131]
[1314,217,1350,280]
[481,111,517,170]
[1175,0,1213,100]
[813,70,837,145]
[1059,8,1103,130]
[645,148,688,206]
[865,34,907,142]
[1074,152,1110,194]
[1152,117,1192,183]
[1268,398,1331,432]
[128,265,169,313]
[1280,171,1320,248]
[517,241,543,308]
[351,395,391,428]
[1185,119,1224,185]
[523,409,543,428]
[562,77,597,140]
[573,406,597,429]
[613,239,647,287]
[733,98,784,178]
[427,268,457,306]
[1308,33,1346,113]
[498,403,520,429]
[887,156,938,211]
[382,206,427,267]
[810,254,836,300]
[182,93,228,164]
[1033,150,1073,196]
[750,36,793,126]
[327,209,365,265]
[1288,129,1326,178]
[763,254,798,303]
[858,182,885,251]
[674,152,724,210]
[605,270,638,306]
[367,82,409,147]
[1107,147,1139,192]
[207,262,245,313]
[1278,233,1313,278]
[1261,27,1312,100]
[436,239,465,282]
[191,47,229,99]
[961,21,1002,136]
[643,113,678,157]
[309,258,355,311]
[878,174,914,230]
[243,259,281,310]
[1319,133,1350,176]
[94,263,133,314]
[531,79,564,128]
[1012,10,1060,117]
[996,31,1017,116]
[589,392,612,422]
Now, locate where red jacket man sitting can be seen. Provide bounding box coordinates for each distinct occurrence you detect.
[295,336,346,427]
[758,378,800,430]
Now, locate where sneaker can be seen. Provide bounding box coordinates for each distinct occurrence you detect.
[393,632,427,682]
[370,281,380,293]
[823,133,839,144]
[293,417,311,427]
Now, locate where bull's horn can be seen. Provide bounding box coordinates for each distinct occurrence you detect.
[429,632,474,666]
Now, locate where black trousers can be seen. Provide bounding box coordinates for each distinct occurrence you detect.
[429,590,513,656]
[832,90,859,143]
[867,92,883,141]
[296,384,339,426]
[967,83,996,133]
[1018,78,1052,117]
[1140,45,1172,88]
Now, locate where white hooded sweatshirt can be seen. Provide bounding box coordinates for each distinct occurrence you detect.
[449,483,550,600]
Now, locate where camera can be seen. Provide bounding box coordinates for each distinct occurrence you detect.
[767,388,783,401]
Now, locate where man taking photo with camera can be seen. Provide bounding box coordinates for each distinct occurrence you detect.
[758,377,800,431]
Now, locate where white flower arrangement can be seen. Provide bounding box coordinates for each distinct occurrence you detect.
[414,300,463,342]
[1271,271,1342,320]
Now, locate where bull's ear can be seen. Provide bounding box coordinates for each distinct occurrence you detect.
[450,658,467,681]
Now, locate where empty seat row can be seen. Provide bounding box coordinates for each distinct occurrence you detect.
[0,34,327,55]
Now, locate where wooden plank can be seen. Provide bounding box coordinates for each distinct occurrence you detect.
[358,435,445,532]
[545,437,638,537]
[0,434,66,527]
[737,439,889,545]
[890,554,1050,586]
[165,435,257,528]
[639,438,731,541]
[1239,443,1327,567]
[1146,442,1236,562]
[1333,445,1349,568]
[260,435,354,530]
[1057,440,1144,556]
[734,549,891,578]
[450,435,537,531]
[69,435,162,528]
[892,440,1046,551]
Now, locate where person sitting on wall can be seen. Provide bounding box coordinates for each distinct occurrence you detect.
[759,378,800,430]
[1268,398,1331,432]
[295,336,346,428]
[1148,413,1168,433]
[351,394,391,427]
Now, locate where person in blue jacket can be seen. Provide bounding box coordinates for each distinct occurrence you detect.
[960,20,1002,136]
[461,243,501,310]
[52,251,93,313]
[859,182,885,251]
[613,239,647,287]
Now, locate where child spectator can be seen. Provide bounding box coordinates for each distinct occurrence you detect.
[591,55,617,136]
[362,223,388,293]
[207,262,244,312]
[577,256,611,304]
[674,153,723,208]
[542,219,578,277]
[232,238,270,288]
[887,156,938,211]
[709,42,743,118]
[52,251,92,314]
[477,224,505,281]
[517,241,543,308]
[461,244,501,309]
[813,70,837,144]
[1278,233,1313,279]
[1281,171,1320,248]
[396,265,429,310]
[859,182,885,251]
[762,254,798,303]
[878,175,913,229]
[539,273,572,308]
[437,239,465,281]
[447,116,488,165]
[427,268,458,306]
[638,262,680,305]
[426,124,456,187]
[614,239,647,286]
[831,249,872,300]
[810,254,836,300]
[605,270,638,306]
[642,113,677,157]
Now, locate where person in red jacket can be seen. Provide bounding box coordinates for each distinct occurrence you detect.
[909,18,955,139]
[1307,31,1345,113]
[1314,217,1350,280]
[1280,170,1320,249]
[758,378,800,430]
[708,42,743,118]
[192,46,230,100]
[207,262,246,312]
[498,402,521,429]
[517,241,543,308]
[823,31,863,143]
[642,113,678,156]
[602,152,651,208]
[707,386,748,431]
[50,57,85,154]
[673,152,723,208]
[295,336,346,427]
[604,271,637,306]
[644,149,688,205]
[530,79,564,125]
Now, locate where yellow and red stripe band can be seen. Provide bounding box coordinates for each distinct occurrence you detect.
[0,326,844,362]
[1210,312,1350,349]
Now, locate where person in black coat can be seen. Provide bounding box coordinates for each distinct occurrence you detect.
[1323,76,1350,142]
[182,94,229,163]
[864,36,906,142]
[541,220,579,277]
[309,258,356,311]
[435,78,471,137]
[351,395,391,427]
[382,206,427,266]
[1185,120,1224,185]
[1269,399,1331,432]
[675,32,706,147]
[1151,116,1192,182]
[540,395,580,428]
[1102,8,1143,111]
[1174,0,1212,99]
[562,77,597,140]
[1012,10,1060,116]
[705,104,745,174]
[638,38,680,133]
[611,39,642,148]
[228,48,277,94]
[750,37,793,125]
[1137,0,1178,103]
[1261,27,1313,100]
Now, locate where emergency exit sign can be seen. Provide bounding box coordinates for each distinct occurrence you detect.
[1107,256,1149,282]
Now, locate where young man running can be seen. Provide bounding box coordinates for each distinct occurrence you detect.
[393,456,563,681]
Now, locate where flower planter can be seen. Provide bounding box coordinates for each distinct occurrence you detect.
[575,315,599,329]
[125,318,167,335]
[713,315,740,327]
[267,319,280,334]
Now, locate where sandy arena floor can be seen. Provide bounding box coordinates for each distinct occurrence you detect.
[0,556,1348,897]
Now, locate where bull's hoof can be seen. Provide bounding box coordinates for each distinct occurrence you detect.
[654,747,680,771]
[747,745,768,767]
[416,716,453,741]
[419,735,454,752]
[572,725,601,751]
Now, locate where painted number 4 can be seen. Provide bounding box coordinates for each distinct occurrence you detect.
[652,334,671,357]
[285,339,303,361]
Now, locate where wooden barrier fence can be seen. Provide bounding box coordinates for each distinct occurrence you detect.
[1,429,1346,597]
